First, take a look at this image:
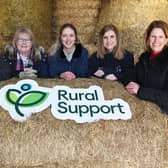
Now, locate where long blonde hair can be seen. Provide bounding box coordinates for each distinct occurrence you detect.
[97,23,125,60]
[12,27,35,48]
[8,28,42,62]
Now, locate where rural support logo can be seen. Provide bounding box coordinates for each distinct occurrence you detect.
[0,80,132,122]
[0,80,51,122]
[51,86,132,123]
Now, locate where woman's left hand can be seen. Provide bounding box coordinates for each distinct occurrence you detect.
[105,74,117,80]
[125,81,140,95]
[94,69,104,77]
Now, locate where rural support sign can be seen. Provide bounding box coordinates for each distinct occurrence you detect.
[0,79,132,122]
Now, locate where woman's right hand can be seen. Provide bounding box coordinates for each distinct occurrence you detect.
[125,81,140,95]
[94,69,104,77]
[60,71,76,80]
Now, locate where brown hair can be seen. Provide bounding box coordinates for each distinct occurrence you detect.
[58,23,80,45]
[97,23,125,60]
[49,23,81,55]
[144,20,168,51]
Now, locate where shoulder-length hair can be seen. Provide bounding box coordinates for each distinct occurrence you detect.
[11,28,42,62]
[144,20,168,51]
[12,27,35,48]
[49,23,81,56]
[97,23,125,60]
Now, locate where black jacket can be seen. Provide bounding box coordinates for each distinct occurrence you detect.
[123,47,168,113]
[2,45,49,78]
[88,50,134,80]
[0,57,12,81]
[48,44,88,78]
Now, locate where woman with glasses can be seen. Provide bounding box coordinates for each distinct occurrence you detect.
[48,23,88,80]
[2,28,48,78]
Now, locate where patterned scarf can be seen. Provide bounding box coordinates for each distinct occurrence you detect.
[15,52,33,72]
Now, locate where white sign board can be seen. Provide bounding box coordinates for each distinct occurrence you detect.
[0,80,132,122]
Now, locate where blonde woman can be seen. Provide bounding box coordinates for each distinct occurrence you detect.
[2,28,48,78]
[89,23,134,81]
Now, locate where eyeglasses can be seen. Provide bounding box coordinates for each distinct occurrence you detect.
[17,38,32,43]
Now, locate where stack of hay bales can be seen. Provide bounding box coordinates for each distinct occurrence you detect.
[52,0,101,54]
[0,0,168,58]
[0,78,167,167]
[0,0,52,51]
[96,0,168,59]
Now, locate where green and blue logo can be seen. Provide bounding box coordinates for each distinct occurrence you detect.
[0,80,51,122]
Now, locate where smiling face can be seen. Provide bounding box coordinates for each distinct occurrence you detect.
[61,27,76,50]
[16,33,32,55]
[149,28,168,53]
[103,30,117,52]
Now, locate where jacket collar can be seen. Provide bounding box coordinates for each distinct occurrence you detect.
[3,44,44,62]
[59,43,82,59]
[140,47,168,64]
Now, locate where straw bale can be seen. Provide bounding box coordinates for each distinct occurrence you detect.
[55,0,101,9]
[56,17,97,26]
[0,0,52,51]
[52,0,101,45]
[55,9,99,18]
[55,20,96,34]
[0,78,167,167]
[84,43,97,55]
[95,0,168,59]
